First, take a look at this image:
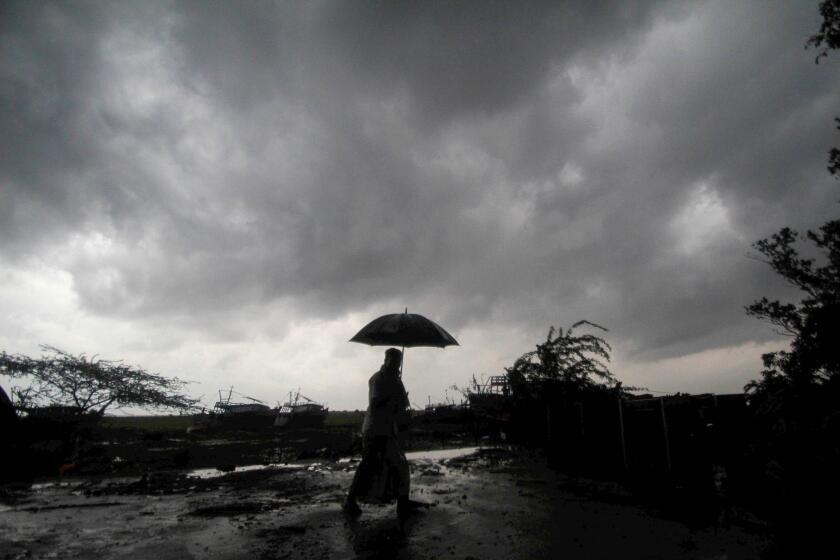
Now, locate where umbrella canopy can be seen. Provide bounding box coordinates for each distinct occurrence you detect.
[349,312,459,348]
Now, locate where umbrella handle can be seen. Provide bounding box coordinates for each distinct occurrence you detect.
[401,307,406,377]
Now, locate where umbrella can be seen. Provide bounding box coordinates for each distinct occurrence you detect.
[349,309,459,375]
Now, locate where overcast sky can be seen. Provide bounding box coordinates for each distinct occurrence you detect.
[1,0,838,412]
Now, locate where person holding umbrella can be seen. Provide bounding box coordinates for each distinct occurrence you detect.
[344,311,458,519]
[343,347,417,519]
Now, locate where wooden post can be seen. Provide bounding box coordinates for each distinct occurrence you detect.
[618,397,628,470]
[660,397,672,473]
[546,403,552,444]
[578,402,585,437]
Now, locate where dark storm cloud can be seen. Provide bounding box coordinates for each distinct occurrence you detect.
[312,0,670,125]
[0,1,109,251]
[168,1,668,121]
[1,0,838,361]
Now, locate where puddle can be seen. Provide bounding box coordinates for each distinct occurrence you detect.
[186,463,305,479]
[31,481,78,491]
[191,439,272,447]
[333,446,484,466]
[24,448,487,491]
[405,447,481,462]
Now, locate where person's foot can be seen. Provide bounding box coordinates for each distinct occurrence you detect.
[342,498,362,517]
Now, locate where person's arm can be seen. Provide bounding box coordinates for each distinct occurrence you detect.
[371,394,390,408]
[395,379,409,410]
[394,379,411,431]
[369,374,392,408]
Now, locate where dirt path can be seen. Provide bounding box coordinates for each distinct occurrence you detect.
[1,448,767,559]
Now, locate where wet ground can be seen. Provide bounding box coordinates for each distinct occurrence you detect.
[1,447,768,559]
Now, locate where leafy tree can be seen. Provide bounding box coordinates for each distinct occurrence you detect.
[746,224,840,391]
[0,345,198,415]
[807,0,840,176]
[740,4,840,552]
[828,118,839,177]
[497,321,616,448]
[506,320,615,390]
[744,223,840,554]
[746,0,840,407]
[807,0,840,62]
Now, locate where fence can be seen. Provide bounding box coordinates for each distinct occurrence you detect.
[526,390,749,483]
[466,384,750,487]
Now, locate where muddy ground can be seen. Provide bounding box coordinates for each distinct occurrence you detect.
[0,447,769,559]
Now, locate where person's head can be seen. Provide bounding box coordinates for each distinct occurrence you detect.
[383,348,403,373]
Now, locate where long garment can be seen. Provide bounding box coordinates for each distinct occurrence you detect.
[348,434,410,502]
[348,368,410,502]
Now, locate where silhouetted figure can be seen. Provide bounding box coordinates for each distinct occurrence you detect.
[343,348,418,518]
[1,385,26,482]
[0,386,16,426]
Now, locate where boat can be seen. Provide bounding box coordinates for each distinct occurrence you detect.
[274,391,328,429]
[204,388,275,431]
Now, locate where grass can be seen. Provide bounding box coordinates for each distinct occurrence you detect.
[100,411,365,432]
[324,410,364,428]
[100,415,194,432]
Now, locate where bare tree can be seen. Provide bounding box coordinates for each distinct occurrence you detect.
[0,346,198,415]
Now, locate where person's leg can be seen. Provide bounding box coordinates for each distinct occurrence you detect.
[344,436,374,514]
[394,446,410,500]
[345,436,391,514]
[386,438,417,517]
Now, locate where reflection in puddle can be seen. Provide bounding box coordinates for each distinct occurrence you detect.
[187,463,305,479]
[185,447,484,479]
[27,448,487,489]
[405,447,481,462]
[31,481,78,491]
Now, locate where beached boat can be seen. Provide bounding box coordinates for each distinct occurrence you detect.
[193,388,276,431]
[274,391,328,429]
